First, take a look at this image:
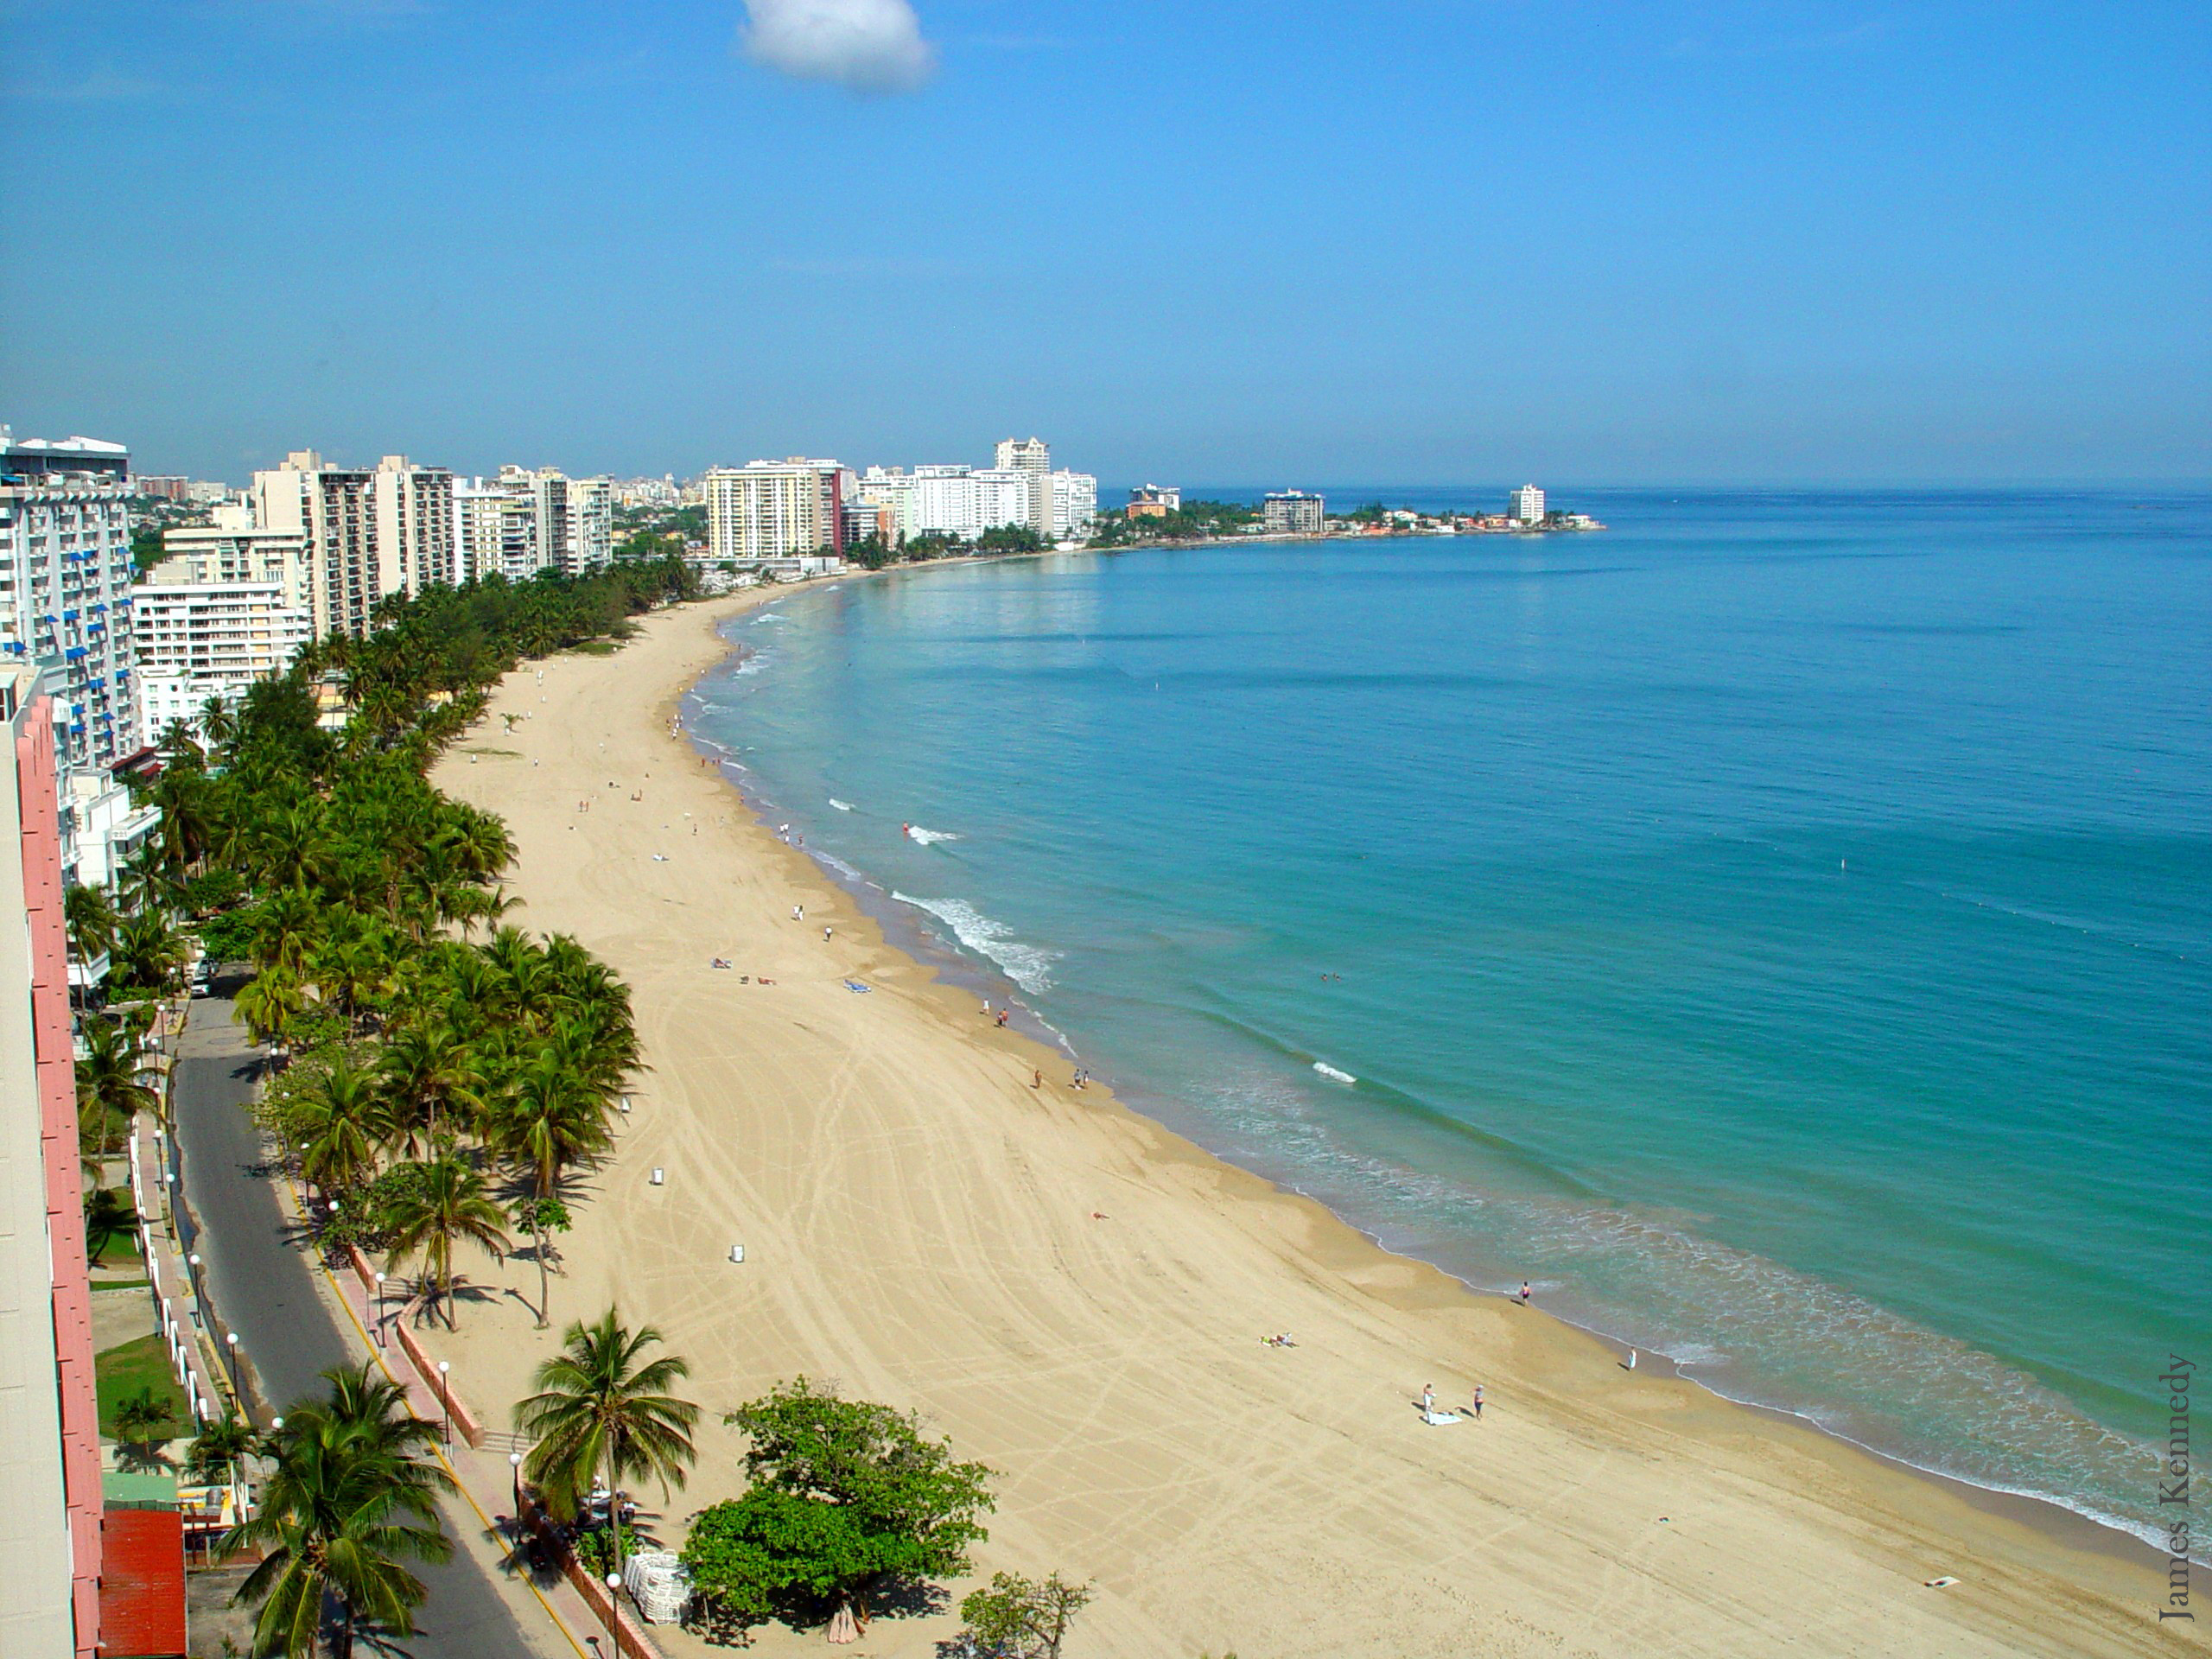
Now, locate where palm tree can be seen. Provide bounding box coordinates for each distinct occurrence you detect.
[63,881,119,966]
[200,693,240,754]
[513,1306,697,1585]
[112,911,187,994]
[234,966,306,1054]
[375,1024,485,1155]
[117,842,181,919]
[295,1059,394,1195]
[84,1187,138,1265]
[114,1387,179,1469]
[76,1015,161,1151]
[224,1362,452,1658]
[484,1048,613,1325]
[382,1154,510,1330]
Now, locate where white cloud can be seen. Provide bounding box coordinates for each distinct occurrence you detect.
[741,0,937,94]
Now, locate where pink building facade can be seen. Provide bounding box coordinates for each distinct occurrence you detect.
[1,664,103,1656]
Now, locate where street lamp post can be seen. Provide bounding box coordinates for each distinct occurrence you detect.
[223,1330,240,1402]
[510,1449,524,1515]
[373,1271,387,1348]
[604,1572,623,1650]
[186,1251,203,1326]
[436,1360,452,1446]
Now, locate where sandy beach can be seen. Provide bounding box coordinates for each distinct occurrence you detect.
[424,588,2195,1658]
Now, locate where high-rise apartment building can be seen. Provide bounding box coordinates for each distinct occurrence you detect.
[251,452,377,638]
[251,451,458,636]
[371,454,456,594]
[994,437,1052,536]
[1263,490,1325,536]
[158,506,311,615]
[130,576,313,748]
[1,427,130,485]
[1,661,105,1658]
[1050,471,1098,540]
[1509,483,1546,524]
[703,460,851,563]
[0,462,138,772]
[563,474,613,574]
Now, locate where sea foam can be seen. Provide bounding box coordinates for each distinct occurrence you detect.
[905,825,960,845]
[891,892,1058,995]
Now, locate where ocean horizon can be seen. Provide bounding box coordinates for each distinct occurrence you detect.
[684,486,2209,1551]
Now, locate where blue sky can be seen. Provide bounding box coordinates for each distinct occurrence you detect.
[1,0,2205,485]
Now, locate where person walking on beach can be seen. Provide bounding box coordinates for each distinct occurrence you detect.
[995,1008,1009,1028]
[1421,1384,1435,1417]
[1519,1281,1532,1307]
[1471,1384,1484,1419]
[792,904,804,922]
[823,925,833,941]
[1033,1070,1042,1090]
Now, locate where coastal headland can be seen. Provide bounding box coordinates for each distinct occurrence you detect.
[429,585,2192,1658]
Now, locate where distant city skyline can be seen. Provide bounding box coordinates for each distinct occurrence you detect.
[3,1,2205,486]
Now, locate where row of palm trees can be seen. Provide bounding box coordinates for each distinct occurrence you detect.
[225,1306,697,1658]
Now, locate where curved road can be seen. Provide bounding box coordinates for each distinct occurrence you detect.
[171,990,566,1659]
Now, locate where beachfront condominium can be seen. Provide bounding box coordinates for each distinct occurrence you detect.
[1051,469,1098,540]
[1128,483,1181,519]
[251,451,470,635]
[1263,490,1326,536]
[854,465,1033,543]
[704,459,852,563]
[0,661,105,1659]
[995,436,1052,537]
[453,467,613,582]
[0,444,138,772]
[1510,483,1546,524]
[157,507,311,616]
[372,454,457,594]
[130,572,313,748]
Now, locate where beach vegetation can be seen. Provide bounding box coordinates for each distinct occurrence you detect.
[684,1376,994,1635]
[222,1360,454,1659]
[378,1152,512,1329]
[958,1571,1094,1659]
[96,1334,189,1444]
[514,1306,699,1586]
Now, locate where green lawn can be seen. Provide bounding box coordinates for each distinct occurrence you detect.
[95,1332,190,1442]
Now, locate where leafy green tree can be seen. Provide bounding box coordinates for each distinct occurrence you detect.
[685,1378,995,1632]
[513,1306,696,1584]
[380,1154,509,1329]
[223,1361,452,1658]
[959,1571,1096,1659]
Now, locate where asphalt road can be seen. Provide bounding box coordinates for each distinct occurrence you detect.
[171,991,563,1659]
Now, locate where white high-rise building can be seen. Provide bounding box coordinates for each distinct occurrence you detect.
[703,460,850,566]
[371,454,456,595]
[251,452,378,638]
[994,437,1052,535]
[1050,470,1098,540]
[563,474,613,574]
[452,477,505,586]
[159,507,310,615]
[1510,483,1546,524]
[1263,490,1325,536]
[130,577,312,748]
[856,464,1049,543]
[0,465,138,771]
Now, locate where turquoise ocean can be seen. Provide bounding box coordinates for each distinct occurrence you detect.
[684,489,2210,1548]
